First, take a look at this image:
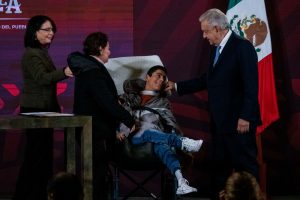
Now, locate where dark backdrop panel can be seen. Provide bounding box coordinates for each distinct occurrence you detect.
[133,0,300,196]
[0,0,133,195]
[1,0,300,197]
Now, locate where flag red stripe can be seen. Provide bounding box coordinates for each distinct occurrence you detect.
[257,53,280,134]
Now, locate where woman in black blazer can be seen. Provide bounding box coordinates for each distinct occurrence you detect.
[68,32,135,200]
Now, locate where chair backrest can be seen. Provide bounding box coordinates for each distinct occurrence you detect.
[105,55,163,95]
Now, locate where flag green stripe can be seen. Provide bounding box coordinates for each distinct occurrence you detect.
[227,0,242,10]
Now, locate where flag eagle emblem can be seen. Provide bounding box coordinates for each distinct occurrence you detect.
[229,15,268,52]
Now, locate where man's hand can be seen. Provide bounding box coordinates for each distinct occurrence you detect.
[237,118,250,134]
[165,81,175,91]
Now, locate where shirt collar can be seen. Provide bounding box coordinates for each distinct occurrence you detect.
[218,29,232,53]
[141,90,159,96]
[90,55,104,65]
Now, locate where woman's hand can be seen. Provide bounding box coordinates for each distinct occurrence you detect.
[64,66,74,77]
[116,132,126,142]
[219,190,226,200]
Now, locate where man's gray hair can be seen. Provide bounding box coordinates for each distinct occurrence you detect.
[199,8,229,30]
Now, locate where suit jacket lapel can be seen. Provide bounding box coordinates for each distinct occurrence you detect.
[212,33,236,68]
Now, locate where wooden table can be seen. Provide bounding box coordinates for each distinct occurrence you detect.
[0,115,93,200]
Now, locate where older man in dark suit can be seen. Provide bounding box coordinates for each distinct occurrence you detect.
[167,8,262,199]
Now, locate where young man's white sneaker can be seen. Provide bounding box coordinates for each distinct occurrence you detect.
[181,137,203,153]
[176,178,197,195]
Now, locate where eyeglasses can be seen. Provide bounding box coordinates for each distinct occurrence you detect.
[39,28,55,33]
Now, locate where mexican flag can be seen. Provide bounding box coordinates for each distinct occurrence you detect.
[226,0,279,134]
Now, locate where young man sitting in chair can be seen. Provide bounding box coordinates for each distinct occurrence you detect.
[116,65,203,195]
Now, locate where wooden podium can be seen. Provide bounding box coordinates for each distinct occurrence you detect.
[0,114,93,200]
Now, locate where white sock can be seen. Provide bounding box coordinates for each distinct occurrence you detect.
[175,169,183,185]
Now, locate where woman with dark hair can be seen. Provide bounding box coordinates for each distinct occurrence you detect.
[13,15,73,200]
[67,32,135,199]
[47,172,83,200]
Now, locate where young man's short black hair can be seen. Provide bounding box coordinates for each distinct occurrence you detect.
[147,65,167,76]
